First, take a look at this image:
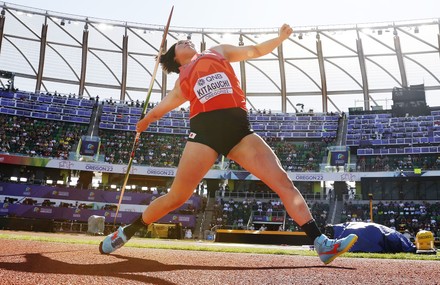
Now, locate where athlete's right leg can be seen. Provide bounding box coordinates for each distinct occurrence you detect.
[140,141,218,224]
[100,141,218,254]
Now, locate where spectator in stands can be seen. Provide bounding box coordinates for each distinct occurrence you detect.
[100,24,357,265]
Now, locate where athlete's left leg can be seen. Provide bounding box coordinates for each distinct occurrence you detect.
[227,133,313,226]
[227,133,357,264]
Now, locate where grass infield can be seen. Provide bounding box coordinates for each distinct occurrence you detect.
[0,231,438,261]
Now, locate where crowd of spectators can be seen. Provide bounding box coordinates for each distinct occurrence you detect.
[2,90,440,173]
[99,128,330,171]
[0,114,88,159]
[342,200,440,238]
[356,154,440,172]
[99,130,186,167]
[225,138,329,172]
[267,138,329,172]
[4,107,440,174]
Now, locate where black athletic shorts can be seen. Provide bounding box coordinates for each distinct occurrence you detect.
[188,107,254,156]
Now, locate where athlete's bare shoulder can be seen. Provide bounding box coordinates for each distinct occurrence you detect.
[209,45,229,58]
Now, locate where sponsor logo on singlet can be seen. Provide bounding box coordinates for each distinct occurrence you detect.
[193,72,232,103]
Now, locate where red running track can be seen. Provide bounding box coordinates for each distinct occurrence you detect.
[0,238,439,284]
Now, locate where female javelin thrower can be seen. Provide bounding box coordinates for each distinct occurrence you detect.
[100,24,357,265]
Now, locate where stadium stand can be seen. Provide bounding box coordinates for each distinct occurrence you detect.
[0,89,439,241]
[0,114,88,159]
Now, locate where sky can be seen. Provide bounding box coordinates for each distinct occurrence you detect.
[2,0,440,112]
[3,0,440,29]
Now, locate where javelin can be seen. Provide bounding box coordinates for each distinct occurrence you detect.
[113,6,174,224]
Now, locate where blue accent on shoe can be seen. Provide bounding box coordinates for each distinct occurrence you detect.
[99,226,128,254]
[314,233,358,265]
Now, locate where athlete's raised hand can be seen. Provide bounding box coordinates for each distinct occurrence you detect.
[279,24,293,41]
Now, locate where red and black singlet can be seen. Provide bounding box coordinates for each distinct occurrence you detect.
[179,49,247,118]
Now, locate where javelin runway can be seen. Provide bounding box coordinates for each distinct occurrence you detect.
[0,237,438,284]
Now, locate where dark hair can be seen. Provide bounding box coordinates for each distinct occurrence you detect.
[159,43,180,74]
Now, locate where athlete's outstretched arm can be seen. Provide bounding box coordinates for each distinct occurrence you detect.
[212,24,292,62]
[136,79,186,133]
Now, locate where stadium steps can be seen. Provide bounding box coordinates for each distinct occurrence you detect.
[87,103,103,137]
[336,114,348,146]
[321,115,349,165]
[69,103,101,153]
[327,199,343,225]
[194,196,216,239]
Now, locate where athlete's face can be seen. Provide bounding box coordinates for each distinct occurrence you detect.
[174,40,197,62]
[176,40,196,50]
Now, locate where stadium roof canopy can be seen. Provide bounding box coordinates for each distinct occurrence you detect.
[0,2,439,113]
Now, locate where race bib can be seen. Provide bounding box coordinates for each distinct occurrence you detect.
[193,72,233,103]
